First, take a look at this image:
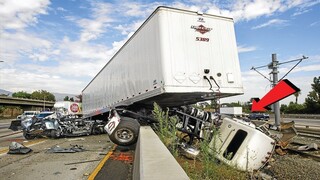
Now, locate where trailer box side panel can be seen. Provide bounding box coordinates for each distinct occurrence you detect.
[82,12,164,115]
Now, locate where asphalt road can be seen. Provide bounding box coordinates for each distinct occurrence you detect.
[0,120,129,180]
[0,120,114,180]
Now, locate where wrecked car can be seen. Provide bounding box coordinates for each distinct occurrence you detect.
[12,111,106,139]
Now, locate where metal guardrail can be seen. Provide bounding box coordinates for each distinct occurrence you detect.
[294,124,320,128]
[281,114,320,119]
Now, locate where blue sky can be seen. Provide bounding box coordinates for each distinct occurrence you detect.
[0,0,319,104]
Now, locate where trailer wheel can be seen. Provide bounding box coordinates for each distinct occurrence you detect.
[109,117,140,146]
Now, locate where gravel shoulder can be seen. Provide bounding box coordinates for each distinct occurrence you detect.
[261,135,320,180]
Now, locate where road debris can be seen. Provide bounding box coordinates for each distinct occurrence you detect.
[7,142,32,154]
[297,143,318,151]
[65,159,101,165]
[47,144,85,153]
[67,138,85,141]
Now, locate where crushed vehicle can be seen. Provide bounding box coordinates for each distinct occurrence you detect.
[17,111,40,120]
[11,111,105,139]
[9,111,40,131]
[81,6,295,172]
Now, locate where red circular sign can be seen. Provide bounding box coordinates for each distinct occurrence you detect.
[70,103,79,113]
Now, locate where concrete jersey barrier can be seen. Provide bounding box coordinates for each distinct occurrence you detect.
[133,126,189,180]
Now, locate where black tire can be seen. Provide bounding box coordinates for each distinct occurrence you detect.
[50,129,61,139]
[109,117,140,146]
[23,131,36,140]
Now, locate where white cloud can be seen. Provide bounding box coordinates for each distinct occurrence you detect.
[292,8,310,16]
[60,37,110,60]
[1,67,84,94]
[29,53,49,62]
[252,19,288,29]
[74,2,114,42]
[171,2,202,12]
[230,0,282,21]
[238,45,257,53]
[202,0,318,22]
[310,21,319,27]
[122,2,148,17]
[0,31,52,63]
[0,0,50,30]
[57,7,66,11]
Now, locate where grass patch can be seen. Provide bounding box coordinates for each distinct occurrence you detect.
[152,102,247,180]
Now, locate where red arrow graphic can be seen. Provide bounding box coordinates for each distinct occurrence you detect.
[251,79,300,112]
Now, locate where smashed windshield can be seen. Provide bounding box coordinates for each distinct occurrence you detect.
[37,113,54,118]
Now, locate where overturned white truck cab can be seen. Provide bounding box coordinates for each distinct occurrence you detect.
[210,118,275,171]
[82,6,275,171]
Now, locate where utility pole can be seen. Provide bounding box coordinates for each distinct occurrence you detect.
[270,54,280,127]
[251,54,308,129]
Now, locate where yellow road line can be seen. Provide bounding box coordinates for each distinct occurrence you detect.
[88,145,117,180]
[0,138,47,155]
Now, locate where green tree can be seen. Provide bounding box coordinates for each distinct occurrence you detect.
[12,91,31,99]
[305,76,320,114]
[31,90,56,101]
[282,102,305,114]
[293,91,301,104]
[70,97,74,102]
[76,94,82,102]
[0,106,5,114]
[64,96,69,101]
[280,104,288,113]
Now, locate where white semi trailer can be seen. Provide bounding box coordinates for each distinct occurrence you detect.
[82,6,243,145]
[83,7,243,115]
[82,7,276,171]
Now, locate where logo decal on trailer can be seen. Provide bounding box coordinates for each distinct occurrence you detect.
[197,17,205,23]
[191,25,212,34]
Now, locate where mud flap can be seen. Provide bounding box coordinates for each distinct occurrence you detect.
[9,120,22,131]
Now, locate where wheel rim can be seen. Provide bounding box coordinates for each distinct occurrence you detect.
[114,128,134,143]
